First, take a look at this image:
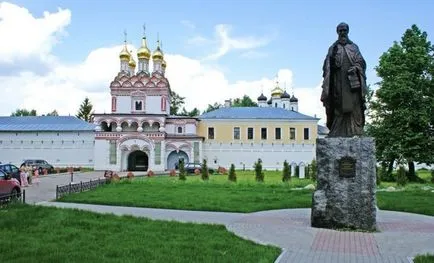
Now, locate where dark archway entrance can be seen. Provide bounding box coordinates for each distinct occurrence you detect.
[128,150,149,171]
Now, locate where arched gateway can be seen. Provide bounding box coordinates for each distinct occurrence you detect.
[128,150,148,171]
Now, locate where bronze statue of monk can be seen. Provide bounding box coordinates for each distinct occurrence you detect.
[321,22,368,137]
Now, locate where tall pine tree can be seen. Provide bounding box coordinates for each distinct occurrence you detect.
[76,97,94,122]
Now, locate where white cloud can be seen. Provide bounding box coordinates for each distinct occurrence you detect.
[186,35,211,46]
[204,24,276,60]
[0,2,325,125]
[0,2,71,65]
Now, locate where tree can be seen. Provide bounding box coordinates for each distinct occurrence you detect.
[45,110,59,116]
[368,24,434,180]
[232,95,258,107]
[282,160,291,182]
[170,90,186,115]
[201,159,209,181]
[180,107,201,117]
[254,158,264,182]
[203,102,222,113]
[228,164,237,182]
[11,109,37,116]
[76,97,94,122]
[179,159,186,181]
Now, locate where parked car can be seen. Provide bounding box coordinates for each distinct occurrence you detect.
[0,169,21,200]
[0,164,21,184]
[185,163,215,174]
[20,159,54,174]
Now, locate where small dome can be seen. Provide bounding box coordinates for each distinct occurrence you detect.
[267,98,272,104]
[128,51,136,68]
[137,37,151,60]
[271,86,283,97]
[290,95,298,102]
[119,45,130,61]
[152,41,164,60]
[162,59,167,68]
[281,91,290,99]
[257,93,267,101]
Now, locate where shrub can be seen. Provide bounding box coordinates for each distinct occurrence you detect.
[376,166,381,186]
[310,160,317,182]
[201,159,209,181]
[179,159,186,181]
[169,169,177,177]
[282,160,291,182]
[295,165,299,178]
[305,165,310,179]
[217,166,227,174]
[127,172,134,179]
[254,158,264,182]
[147,170,154,177]
[431,169,434,184]
[396,166,408,187]
[379,163,395,182]
[228,164,237,182]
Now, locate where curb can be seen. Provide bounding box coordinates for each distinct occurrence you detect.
[274,249,287,263]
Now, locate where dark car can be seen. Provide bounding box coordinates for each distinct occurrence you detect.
[20,159,54,174]
[0,164,21,184]
[184,163,215,174]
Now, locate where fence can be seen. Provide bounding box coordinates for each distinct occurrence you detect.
[0,189,26,206]
[56,178,108,200]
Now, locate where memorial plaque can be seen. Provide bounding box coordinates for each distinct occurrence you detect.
[339,156,356,178]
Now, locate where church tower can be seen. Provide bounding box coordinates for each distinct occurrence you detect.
[152,36,164,73]
[119,32,131,74]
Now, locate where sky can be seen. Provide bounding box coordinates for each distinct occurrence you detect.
[1,0,433,125]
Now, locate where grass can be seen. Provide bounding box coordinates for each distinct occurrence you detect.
[60,173,314,213]
[60,170,434,216]
[414,254,434,263]
[0,204,281,263]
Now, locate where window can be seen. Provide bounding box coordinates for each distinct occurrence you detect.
[247,127,254,140]
[290,128,296,140]
[208,127,214,139]
[275,103,278,108]
[112,96,117,112]
[233,127,240,140]
[109,140,117,164]
[193,142,200,163]
[283,104,286,109]
[177,127,183,134]
[275,128,281,140]
[135,101,143,111]
[304,128,310,140]
[161,96,167,111]
[261,128,267,140]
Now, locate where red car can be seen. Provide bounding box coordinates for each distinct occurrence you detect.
[0,169,21,200]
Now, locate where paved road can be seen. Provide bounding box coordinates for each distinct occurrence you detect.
[23,171,105,203]
[38,202,434,263]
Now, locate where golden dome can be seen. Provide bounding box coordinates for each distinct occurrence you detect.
[119,44,130,61]
[162,59,167,68]
[152,39,164,60]
[137,37,151,59]
[271,81,283,97]
[128,51,136,68]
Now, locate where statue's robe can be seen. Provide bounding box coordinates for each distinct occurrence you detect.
[321,40,368,137]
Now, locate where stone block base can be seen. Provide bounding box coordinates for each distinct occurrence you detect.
[311,137,377,231]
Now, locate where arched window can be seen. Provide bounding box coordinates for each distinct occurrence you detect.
[275,103,277,108]
[111,96,117,112]
[161,96,167,111]
[177,127,183,134]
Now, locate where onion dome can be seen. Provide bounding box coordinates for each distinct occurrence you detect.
[152,39,164,60]
[290,94,298,102]
[137,36,151,60]
[267,98,272,105]
[257,93,267,101]
[271,79,283,97]
[119,44,130,61]
[162,59,167,69]
[128,51,136,68]
[281,90,290,99]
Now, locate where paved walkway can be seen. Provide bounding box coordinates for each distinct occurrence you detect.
[38,202,434,263]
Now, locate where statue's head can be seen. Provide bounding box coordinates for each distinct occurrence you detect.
[336,22,349,42]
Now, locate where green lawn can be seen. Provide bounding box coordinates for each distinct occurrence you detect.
[0,204,281,263]
[59,171,434,216]
[60,174,313,213]
[414,254,434,263]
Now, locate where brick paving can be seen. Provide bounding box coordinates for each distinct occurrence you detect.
[37,202,434,263]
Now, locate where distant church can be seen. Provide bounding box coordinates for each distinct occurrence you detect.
[0,28,327,176]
